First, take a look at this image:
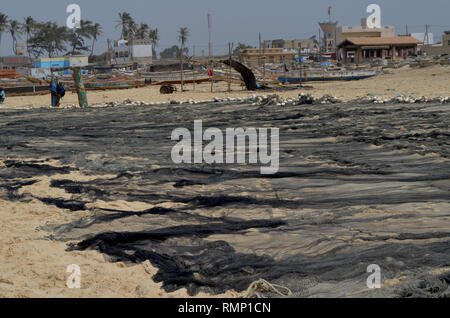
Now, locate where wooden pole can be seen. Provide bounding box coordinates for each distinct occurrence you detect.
[263,40,266,86]
[209,58,214,93]
[228,42,233,92]
[210,65,214,92]
[72,67,88,108]
[259,32,262,67]
[180,46,184,92]
[193,45,196,91]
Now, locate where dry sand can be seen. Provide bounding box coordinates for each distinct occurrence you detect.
[2,64,449,109]
[0,165,240,298]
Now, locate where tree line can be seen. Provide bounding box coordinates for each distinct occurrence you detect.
[0,11,258,61]
[0,11,161,59]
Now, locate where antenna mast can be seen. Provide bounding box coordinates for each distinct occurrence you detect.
[208,13,213,57]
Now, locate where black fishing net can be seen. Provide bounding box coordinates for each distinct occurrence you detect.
[0,100,449,297]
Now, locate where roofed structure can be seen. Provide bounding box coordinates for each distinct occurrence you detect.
[338,36,422,63]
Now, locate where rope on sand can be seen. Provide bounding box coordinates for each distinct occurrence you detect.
[243,279,292,298]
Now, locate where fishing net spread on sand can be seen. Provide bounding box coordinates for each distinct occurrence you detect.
[0,101,449,297]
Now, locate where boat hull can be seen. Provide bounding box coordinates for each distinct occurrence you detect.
[4,85,50,96]
[277,74,376,83]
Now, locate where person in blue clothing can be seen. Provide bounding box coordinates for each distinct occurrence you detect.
[49,78,66,107]
[0,87,5,104]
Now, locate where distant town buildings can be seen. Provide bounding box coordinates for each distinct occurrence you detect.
[110,39,153,65]
[238,48,295,68]
[318,16,396,57]
[0,56,32,70]
[263,38,319,54]
[420,31,450,56]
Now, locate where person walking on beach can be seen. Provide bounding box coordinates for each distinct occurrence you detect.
[0,87,5,104]
[49,78,66,107]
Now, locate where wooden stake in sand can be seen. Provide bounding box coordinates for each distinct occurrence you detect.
[210,63,214,93]
[228,42,233,93]
[72,67,88,108]
[193,45,196,91]
[180,50,184,92]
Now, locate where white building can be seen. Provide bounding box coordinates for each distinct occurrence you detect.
[113,39,152,65]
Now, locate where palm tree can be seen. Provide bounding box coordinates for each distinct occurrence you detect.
[23,16,35,58]
[177,27,190,91]
[115,12,133,40]
[136,23,149,40]
[177,27,190,53]
[0,13,8,49]
[67,20,92,55]
[27,22,67,58]
[89,23,102,56]
[149,28,159,58]
[9,20,23,55]
[127,19,137,40]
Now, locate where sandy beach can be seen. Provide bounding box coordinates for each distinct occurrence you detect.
[2,64,449,110]
[1,0,450,303]
[0,78,449,297]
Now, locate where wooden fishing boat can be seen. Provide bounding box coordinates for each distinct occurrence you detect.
[151,77,210,85]
[61,78,150,91]
[268,69,378,83]
[142,70,211,85]
[4,85,50,96]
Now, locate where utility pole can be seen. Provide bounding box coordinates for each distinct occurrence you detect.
[424,24,430,48]
[208,13,213,57]
[208,13,213,92]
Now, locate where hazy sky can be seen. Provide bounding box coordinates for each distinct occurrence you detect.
[1,0,449,56]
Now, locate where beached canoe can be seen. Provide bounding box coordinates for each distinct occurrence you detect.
[269,69,378,83]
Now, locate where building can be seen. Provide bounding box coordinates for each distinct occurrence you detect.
[319,22,338,53]
[337,17,395,43]
[15,43,25,56]
[68,55,89,67]
[338,36,422,63]
[34,55,88,69]
[0,56,32,70]
[419,31,450,56]
[112,39,153,65]
[263,38,319,54]
[34,57,69,69]
[337,25,395,44]
[238,48,295,67]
